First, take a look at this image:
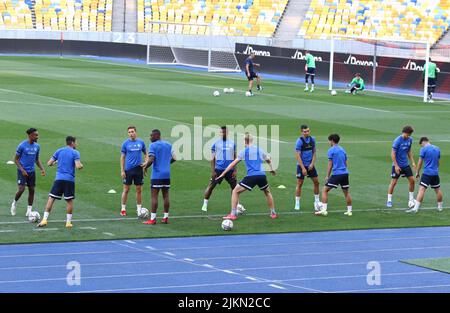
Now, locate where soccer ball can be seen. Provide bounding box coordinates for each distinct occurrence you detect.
[237,204,246,215]
[221,219,233,231]
[229,88,235,93]
[213,90,220,97]
[408,200,415,209]
[138,208,150,219]
[28,211,40,223]
[245,91,252,97]
[223,88,230,94]
[331,90,337,96]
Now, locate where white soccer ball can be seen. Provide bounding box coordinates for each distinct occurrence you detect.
[213,90,220,97]
[408,200,415,209]
[138,208,149,219]
[223,88,230,94]
[229,88,234,93]
[237,204,246,215]
[221,219,233,231]
[245,91,252,97]
[28,211,40,223]
[331,90,337,96]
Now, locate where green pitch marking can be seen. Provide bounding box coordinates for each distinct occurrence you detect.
[401,258,450,274]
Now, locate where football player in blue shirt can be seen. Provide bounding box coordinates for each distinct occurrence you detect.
[202,126,240,212]
[316,134,352,216]
[120,126,147,217]
[142,129,176,225]
[387,125,416,208]
[11,128,46,217]
[245,52,262,96]
[38,136,83,228]
[294,125,320,211]
[217,133,277,220]
[407,137,443,213]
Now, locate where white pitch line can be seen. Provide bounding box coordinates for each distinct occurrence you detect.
[79,227,96,230]
[102,232,115,237]
[32,228,59,232]
[0,230,16,233]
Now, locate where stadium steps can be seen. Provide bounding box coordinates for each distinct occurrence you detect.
[124,0,137,33]
[112,0,125,32]
[436,28,450,45]
[273,0,311,47]
[31,0,37,28]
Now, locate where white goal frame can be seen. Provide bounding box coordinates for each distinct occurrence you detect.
[145,21,241,73]
[328,35,431,102]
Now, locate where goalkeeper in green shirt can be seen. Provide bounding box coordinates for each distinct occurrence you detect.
[346,73,365,95]
[423,58,437,103]
[304,51,316,92]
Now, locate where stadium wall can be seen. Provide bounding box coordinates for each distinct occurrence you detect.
[235,43,450,94]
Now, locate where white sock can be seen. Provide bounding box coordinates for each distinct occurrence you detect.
[150,212,156,220]
[438,202,443,209]
[270,208,276,214]
[164,212,169,219]
[311,84,315,89]
[231,208,238,216]
[121,204,126,211]
[414,201,420,210]
[387,194,392,202]
[322,203,328,211]
[409,192,414,201]
[347,206,352,212]
[314,194,320,202]
[305,83,309,88]
[137,204,142,211]
[66,214,72,222]
[43,212,50,220]
[203,199,208,206]
[295,197,300,206]
[27,205,32,212]
[12,200,16,205]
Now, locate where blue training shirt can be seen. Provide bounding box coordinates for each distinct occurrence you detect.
[212,139,236,170]
[245,57,254,73]
[392,135,412,168]
[16,140,40,172]
[52,147,80,182]
[237,145,267,177]
[420,144,440,176]
[121,138,146,171]
[327,145,348,175]
[295,136,316,167]
[149,140,173,180]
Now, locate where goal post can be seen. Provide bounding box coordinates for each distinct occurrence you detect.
[328,35,431,102]
[145,21,241,73]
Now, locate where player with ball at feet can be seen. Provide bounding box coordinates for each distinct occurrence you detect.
[218,133,277,221]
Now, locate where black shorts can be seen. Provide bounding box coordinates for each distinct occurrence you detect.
[151,179,170,190]
[212,169,237,188]
[428,78,436,87]
[17,169,36,187]
[49,180,75,200]
[247,72,258,81]
[391,165,413,179]
[306,67,316,75]
[123,166,144,186]
[239,175,269,191]
[420,174,440,189]
[296,165,318,179]
[326,174,349,189]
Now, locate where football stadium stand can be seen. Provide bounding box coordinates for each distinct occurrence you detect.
[298,0,450,44]
[0,0,34,29]
[137,0,289,36]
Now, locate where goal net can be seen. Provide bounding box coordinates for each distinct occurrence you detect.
[328,35,431,102]
[146,21,241,72]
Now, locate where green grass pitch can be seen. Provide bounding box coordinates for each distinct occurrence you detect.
[401,258,450,274]
[0,56,449,244]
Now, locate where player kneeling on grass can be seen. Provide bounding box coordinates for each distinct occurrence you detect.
[345,73,365,95]
[408,137,443,213]
[141,129,176,225]
[38,136,83,229]
[218,133,277,221]
[245,52,262,96]
[316,134,352,216]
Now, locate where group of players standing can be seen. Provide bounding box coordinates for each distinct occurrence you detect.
[9,122,444,228]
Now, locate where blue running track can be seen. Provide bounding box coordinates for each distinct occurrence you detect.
[1,226,450,293]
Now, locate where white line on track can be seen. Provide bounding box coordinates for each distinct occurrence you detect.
[145,246,156,250]
[164,252,176,256]
[124,240,136,244]
[183,258,194,262]
[268,284,286,290]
